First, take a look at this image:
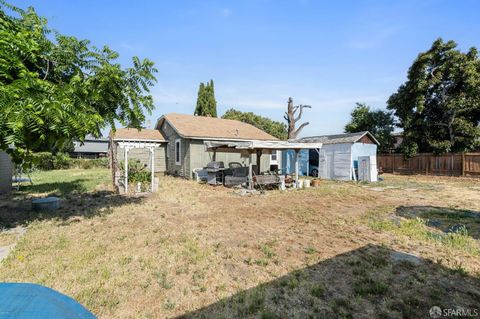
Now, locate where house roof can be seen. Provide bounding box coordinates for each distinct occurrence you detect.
[294,131,380,145]
[73,140,109,154]
[111,128,167,142]
[155,113,278,141]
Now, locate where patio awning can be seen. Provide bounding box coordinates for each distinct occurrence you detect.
[204,140,323,190]
[204,140,322,152]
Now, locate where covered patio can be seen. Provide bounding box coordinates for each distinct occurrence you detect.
[204,140,323,189]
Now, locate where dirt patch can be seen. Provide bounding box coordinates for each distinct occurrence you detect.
[0,171,479,318]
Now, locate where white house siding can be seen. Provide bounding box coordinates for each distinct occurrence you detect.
[0,151,13,194]
[318,143,352,181]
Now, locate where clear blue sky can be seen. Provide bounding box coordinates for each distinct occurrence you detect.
[10,0,480,137]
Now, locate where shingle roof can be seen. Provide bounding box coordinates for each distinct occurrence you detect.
[294,131,379,145]
[156,113,278,141]
[111,128,167,142]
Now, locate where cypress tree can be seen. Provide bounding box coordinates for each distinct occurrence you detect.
[194,80,217,117]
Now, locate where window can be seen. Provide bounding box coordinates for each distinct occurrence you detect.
[175,139,181,165]
[270,151,278,163]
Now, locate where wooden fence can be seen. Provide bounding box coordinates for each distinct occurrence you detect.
[377,153,480,177]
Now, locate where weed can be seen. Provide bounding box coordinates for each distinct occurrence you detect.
[246,289,265,314]
[163,299,176,310]
[261,308,279,319]
[310,284,325,298]
[259,245,275,259]
[304,246,316,254]
[155,271,173,289]
[255,259,269,266]
[353,276,389,297]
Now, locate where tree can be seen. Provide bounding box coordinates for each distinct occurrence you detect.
[284,97,311,139]
[222,109,287,140]
[0,1,157,166]
[387,38,480,157]
[194,80,217,117]
[344,103,395,153]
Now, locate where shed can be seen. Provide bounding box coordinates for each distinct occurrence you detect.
[0,150,13,194]
[293,131,379,181]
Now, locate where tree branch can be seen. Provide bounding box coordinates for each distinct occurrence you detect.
[43,59,50,80]
[294,105,311,122]
[293,122,310,138]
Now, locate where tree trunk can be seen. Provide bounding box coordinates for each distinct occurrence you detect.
[284,97,311,139]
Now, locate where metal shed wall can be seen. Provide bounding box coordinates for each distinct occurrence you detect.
[318,143,352,180]
[0,151,13,194]
[351,143,377,167]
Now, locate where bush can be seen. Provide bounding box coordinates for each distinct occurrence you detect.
[120,159,151,191]
[31,152,109,170]
[53,153,71,169]
[32,152,55,170]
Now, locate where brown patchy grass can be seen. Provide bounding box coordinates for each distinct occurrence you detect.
[0,170,479,318]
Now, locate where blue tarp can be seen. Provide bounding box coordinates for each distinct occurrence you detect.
[281,149,309,175]
[0,283,96,319]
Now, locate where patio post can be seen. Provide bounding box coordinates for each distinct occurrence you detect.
[295,149,300,188]
[150,147,155,192]
[256,149,262,175]
[124,147,129,193]
[248,163,253,190]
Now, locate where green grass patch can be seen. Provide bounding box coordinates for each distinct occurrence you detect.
[17,168,110,197]
[365,209,480,255]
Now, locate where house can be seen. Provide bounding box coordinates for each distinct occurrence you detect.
[290,131,379,181]
[110,113,279,181]
[71,136,110,158]
[155,113,278,178]
[0,150,13,194]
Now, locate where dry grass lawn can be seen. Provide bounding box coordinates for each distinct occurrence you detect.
[0,169,479,318]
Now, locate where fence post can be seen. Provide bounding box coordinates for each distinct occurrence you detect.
[392,155,395,174]
[425,155,428,175]
[462,152,465,177]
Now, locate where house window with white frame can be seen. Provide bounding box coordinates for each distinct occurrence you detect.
[175,139,181,165]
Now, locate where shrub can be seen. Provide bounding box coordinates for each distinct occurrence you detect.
[120,159,151,191]
[53,153,71,169]
[32,152,55,170]
[31,152,109,170]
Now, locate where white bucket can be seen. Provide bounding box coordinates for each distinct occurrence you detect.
[304,179,311,188]
[279,175,286,191]
[297,179,304,189]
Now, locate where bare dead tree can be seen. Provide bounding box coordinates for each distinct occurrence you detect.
[283,97,311,139]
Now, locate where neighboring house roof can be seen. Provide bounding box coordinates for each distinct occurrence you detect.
[155,113,278,141]
[73,136,109,154]
[294,131,380,145]
[111,128,167,142]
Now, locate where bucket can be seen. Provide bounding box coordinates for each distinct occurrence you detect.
[279,175,286,191]
[311,179,321,187]
[297,179,304,189]
[304,179,311,188]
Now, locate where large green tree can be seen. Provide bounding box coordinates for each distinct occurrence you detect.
[0,2,157,165]
[194,80,217,117]
[345,103,395,153]
[222,108,288,140]
[387,38,480,156]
